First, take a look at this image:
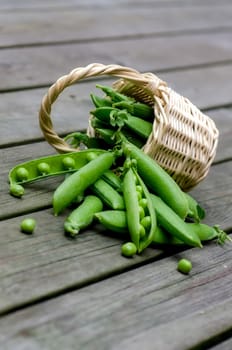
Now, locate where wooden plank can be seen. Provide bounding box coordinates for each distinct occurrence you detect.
[1,31,232,91]
[0,160,231,313]
[0,232,231,349]
[207,108,232,163]
[2,6,232,47]
[0,72,231,164]
[0,0,231,10]
[0,79,112,147]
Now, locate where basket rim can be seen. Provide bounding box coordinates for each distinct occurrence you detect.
[38,63,166,153]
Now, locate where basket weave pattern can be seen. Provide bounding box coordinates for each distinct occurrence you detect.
[39,63,219,191]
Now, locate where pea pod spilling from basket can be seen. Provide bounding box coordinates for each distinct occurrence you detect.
[8,63,231,257]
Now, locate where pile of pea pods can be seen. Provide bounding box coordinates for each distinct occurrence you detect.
[8,85,231,257]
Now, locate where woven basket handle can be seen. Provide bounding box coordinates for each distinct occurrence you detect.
[39,63,164,153]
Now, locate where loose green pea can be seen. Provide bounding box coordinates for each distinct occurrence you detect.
[37,162,51,175]
[121,242,137,257]
[62,156,76,170]
[10,184,25,198]
[16,167,29,182]
[20,218,37,234]
[177,258,192,274]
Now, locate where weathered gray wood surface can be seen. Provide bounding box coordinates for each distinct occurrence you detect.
[1,31,232,91]
[0,0,232,349]
[2,6,232,48]
[0,239,232,350]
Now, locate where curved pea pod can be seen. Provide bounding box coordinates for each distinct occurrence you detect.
[8,149,107,192]
[151,223,225,246]
[90,178,124,210]
[151,194,202,248]
[152,225,184,245]
[64,195,103,237]
[113,100,154,121]
[188,223,231,244]
[91,107,118,123]
[90,93,112,108]
[184,193,206,222]
[123,165,157,253]
[96,84,135,103]
[101,170,122,192]
[95,210,128,234]
[90,116,110,130]
[122,141,189,219]
[95,128,116,146]
[124,115,152,140]
[53,151,115,215]
[96,128,144,149]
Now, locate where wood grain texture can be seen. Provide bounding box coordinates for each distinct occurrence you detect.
[1,31,232,91]
[0,0,231,10]
[1,1,232,348]
[0,235,231,349]
[1,6,232,47]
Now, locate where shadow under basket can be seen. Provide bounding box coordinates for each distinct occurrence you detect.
[38,63,219,192]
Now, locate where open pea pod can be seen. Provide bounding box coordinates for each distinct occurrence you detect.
[122,159,157,253]
[8,149,107,197]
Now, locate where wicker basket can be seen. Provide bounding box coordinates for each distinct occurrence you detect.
[39,63,219,191]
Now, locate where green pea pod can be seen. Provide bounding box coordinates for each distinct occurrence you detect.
[90,93,112,108]
[90,116,110,130]
[152,225,184,245]
[124,115,152,140]
[91,107,118,123]
[64,131,105,149]
[151,194,202,248]
[95,128,144,149]
[123,164,157,253]
[95,128,115,146]
[184,193,206,222]
[96,84,134,103]
[90,178,124,210]
[122,141,189,219]
[9,149,107,196]
[53,151,115,215]
[188,223,231,244]
[101,169,122,192]
[64,195,103,237]
[113,101,154,121]
[95,210,128,234]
